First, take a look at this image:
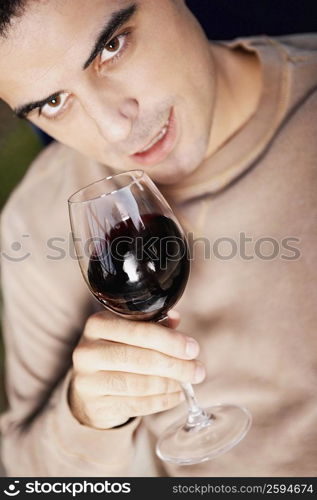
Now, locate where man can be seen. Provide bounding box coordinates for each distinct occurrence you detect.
[0,0,316,476]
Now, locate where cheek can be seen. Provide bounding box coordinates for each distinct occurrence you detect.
[30,102,93,142]
[33,114,120,166]
[129,22,190,97]
[29,116,93,155]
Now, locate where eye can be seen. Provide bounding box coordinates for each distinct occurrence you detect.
[100,34,127,64]
[40,92,70,118]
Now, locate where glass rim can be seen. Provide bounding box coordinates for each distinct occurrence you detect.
[67,169,146,204]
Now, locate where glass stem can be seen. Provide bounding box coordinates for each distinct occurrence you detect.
[181,382,209,427]
[156,314,210,428]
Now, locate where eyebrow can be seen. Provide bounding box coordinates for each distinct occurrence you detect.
[83,3,137,70]
[14,3,138,119]
[14,92,62,119]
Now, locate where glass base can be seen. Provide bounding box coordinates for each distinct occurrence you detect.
[156,404,252,465]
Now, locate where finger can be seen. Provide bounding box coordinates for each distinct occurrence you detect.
[101,392,185,418]
[75,340,206,384]
[84,312,199,360]
[75,371,181,397]
[167,309,181,330]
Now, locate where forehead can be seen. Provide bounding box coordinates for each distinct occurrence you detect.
[0,0,136,104]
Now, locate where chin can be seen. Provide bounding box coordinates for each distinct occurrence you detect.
[144,163,194,185]
[147,148,205,185]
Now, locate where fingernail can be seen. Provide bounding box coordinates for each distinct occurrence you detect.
[194,362,206,383]
[185,338,199,358]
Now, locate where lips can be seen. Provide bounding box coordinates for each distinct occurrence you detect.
[130,108,177,166]
[137,122,170,153]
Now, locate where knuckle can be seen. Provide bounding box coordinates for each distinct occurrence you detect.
[72,373,87,396]
[150,351,185,379]
[77,396,98,428]
[166,378,179,393]
[150,393,179,413]
[149,350,169,370]
[108,342,128,365]
[162,377,171,394]
[85,312,116,340]
[122,320,146,343]
[144,394,174,415]
[163,354,179,372]
[72,341,90,370]
[132,346,149,370]
[85,312,103,333]
[106,372,128,394]
[126,398,139,416]
[90,404,107,428]
[127,374,147,395]
[164,392,180,410]
[134,396,151,416]
[166,392,180,408]
[112,397,130,417]
[91,397,128,429]
[129,319,145,334]
[160,395,171,410]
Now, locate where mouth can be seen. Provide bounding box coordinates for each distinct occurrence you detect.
[130,108,177,166]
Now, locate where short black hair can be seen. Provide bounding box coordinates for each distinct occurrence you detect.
[0,0,27,37]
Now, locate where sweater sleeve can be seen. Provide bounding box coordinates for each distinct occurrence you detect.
[1,370,141,476]
[0,175,151,477]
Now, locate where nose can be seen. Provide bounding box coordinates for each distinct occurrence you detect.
[83,93,139,144]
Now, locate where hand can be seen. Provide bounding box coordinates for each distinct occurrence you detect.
[69,310,205,429]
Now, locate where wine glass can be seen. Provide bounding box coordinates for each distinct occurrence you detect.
[68,170,252,465]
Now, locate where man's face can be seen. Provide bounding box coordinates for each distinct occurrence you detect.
[0,0,215,184]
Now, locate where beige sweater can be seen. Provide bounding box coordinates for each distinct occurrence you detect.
[1,34,317,477]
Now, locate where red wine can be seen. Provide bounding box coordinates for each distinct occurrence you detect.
[87,214,190,320]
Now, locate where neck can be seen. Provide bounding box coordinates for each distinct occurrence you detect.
[206,43,262,158]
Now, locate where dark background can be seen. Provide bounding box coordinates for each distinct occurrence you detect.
[188,0,317,39]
